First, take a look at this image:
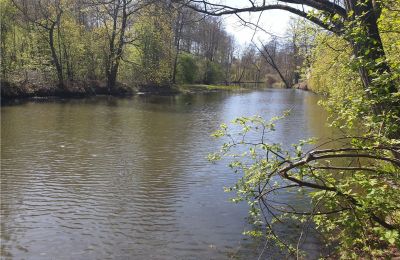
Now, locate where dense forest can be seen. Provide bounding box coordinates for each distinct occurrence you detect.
[1,0,307,98]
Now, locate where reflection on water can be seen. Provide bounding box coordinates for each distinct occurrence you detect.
[1,90,331,259]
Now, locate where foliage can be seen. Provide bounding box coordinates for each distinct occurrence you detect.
[1,0,244,89]
[210,1,400,258]
[203,60,224,84]
[128,4,174,86]
[210,114,400,258]
[306,1,400,137]
[176,53,198,84]
[0,0,51,81]
[58,11,92,80]
[379,0,400,72]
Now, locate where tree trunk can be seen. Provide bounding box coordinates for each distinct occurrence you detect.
[49,24,63,87]
[107,64,118,92]
[172,48,180,84]
[346,0,400,158]
[172,11,184,84]
[106,0,127,93]
[346,0,396,94]
[106,1,119,92]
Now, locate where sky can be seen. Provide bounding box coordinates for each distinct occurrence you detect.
[210,1,294,48]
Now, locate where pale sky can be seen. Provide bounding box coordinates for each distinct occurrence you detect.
[211,1,294,48]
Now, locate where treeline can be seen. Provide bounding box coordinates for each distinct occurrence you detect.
[1,0,311,95]
[0,0,236,92]
[225,18,318,89]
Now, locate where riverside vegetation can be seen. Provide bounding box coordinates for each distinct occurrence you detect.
[1,0,304,99]
[197,0,400,258]
[1,0,400,258]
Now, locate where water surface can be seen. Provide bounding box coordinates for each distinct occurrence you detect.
[1,89,331,259]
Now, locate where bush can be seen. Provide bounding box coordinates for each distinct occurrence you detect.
[176,53,198,84]
[203,60,223,84]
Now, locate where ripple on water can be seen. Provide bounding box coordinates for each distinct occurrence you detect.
[1,91,329,259]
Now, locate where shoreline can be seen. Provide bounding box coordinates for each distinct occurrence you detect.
[1,80,135,101]
[1,81,266,104]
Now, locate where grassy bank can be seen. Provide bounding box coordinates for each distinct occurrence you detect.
[176,84,251,93]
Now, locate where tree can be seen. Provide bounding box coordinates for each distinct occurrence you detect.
[12,0,65,87]
[130,2,175,86]
[257,38,291,88]
[184,0,399,102]
[286,17,321,81]
[185,0,400,257]
[92,0,149,91]
[210,114,399,257]
[171,6,187,84]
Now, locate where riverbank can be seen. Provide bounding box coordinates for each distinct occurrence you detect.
[293,81,309,91]
[176,84,248,94]
[0,80,255,102]
[0,80,135,100]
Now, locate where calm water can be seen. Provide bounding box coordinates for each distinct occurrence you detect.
[1,89,331,259]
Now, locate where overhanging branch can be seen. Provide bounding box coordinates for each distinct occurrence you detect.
[181,1,345,34]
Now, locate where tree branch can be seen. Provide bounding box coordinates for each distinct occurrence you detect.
[182,1,344,34]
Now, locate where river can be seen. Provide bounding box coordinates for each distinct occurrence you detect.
[1,89,332,259]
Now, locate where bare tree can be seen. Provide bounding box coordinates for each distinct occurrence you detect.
[255,38,291,88]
